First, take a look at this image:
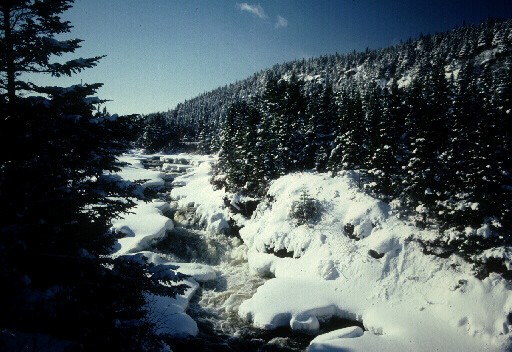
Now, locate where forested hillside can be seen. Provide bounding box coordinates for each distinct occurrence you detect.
[143,18,511,275]
[144,18,511,151]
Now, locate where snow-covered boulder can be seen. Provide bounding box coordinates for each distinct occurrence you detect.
[111,200,173,255]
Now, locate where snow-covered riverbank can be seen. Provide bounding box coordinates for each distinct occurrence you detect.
[111,151,511,352]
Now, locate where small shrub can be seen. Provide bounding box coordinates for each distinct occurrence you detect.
[344,223,359,240]
[289,189,319,226]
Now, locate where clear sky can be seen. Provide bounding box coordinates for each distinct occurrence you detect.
[27,0,512,115]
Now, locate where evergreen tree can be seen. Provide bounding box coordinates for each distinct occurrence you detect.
[444,62,483,227]
[260,77,286,178]
[0,0,104,115]
[367,82,403,199]
[138,113,173,153]
[197,120,212,154]
[307,81,336,172]
[329,87,365,175]
[0,2,187,349]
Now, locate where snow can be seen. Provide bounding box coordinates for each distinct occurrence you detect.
[308,326,402,352]
[397,71,413,88]
[107,151,222,338]
[235,172,511,351]
[162,162,193,172]
[141,251,217,282]
[114,152,166,189]
[108,151,512,350]
[170,157,232,235]
[144,278,200,337]
[111,200,173,255]
[238,277,343,331]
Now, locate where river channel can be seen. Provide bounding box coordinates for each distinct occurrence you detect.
[143,157,363,352]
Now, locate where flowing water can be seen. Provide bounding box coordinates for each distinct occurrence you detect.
[151,227,362,352]
[146,159,362,351]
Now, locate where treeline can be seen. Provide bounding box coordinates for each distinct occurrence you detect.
[214,58,511,256]
[150,18,512,149]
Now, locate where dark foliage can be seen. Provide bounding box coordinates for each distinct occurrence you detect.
[0,1,187,349]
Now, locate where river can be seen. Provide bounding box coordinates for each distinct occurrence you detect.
[142,156,363,352]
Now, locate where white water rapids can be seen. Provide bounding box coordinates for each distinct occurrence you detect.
[140,156,361,351]
[150,226,315,351]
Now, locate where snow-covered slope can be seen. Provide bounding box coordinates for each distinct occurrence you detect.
[236,172,511,351]
[170,158,511,351]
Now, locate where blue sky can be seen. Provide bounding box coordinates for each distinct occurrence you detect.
[28,0,512,115]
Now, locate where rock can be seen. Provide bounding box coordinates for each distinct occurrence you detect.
[368,249,385,259]
[173,208,199,228]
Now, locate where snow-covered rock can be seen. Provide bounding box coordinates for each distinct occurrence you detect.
[236,171,511,352]
[111,200,173,255]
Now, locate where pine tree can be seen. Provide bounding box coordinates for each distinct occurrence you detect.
[0,0,104,116]
[0,2,187,349]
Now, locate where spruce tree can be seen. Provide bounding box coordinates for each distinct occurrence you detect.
[138,113,173,153]
[0,1,187,349]
[309,81,336,172]
[0,0,104,116]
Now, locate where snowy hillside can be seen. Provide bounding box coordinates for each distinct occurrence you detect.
[144,18,512,148]
[237,172,511,351]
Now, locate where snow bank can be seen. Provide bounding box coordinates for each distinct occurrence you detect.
[308,326,403,352]
[239,277,344,332]
[123,252,201,337]
[145,278,199,337]
[136,251,219,337]
[236,172,511,351]
[115,152,165,188]
[140,251,217,282]
[170,157,233,235]
[111,200,173,255]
